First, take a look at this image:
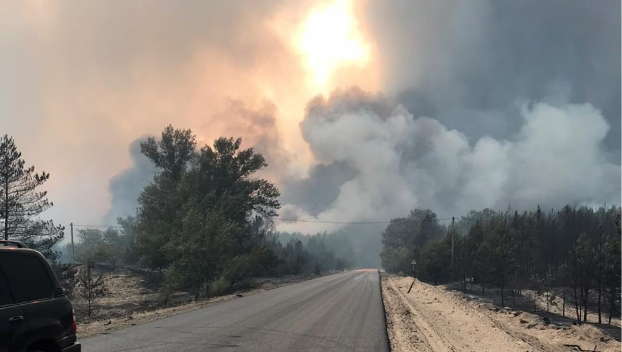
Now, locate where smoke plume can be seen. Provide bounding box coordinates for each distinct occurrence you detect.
[278,87,620,232]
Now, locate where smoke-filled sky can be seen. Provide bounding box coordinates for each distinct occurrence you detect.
[1,0,620,233]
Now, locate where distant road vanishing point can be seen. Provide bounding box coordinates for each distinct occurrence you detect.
[82,270,390,352]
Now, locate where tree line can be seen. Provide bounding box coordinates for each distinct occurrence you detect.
[381,205,621,325]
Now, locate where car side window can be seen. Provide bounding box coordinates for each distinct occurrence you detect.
[0,271,11,306]
[0,254,53,303]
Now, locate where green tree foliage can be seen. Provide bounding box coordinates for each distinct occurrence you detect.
[116,216,139,265]
[134,126,281,299]
[0,134,63,259]
[275,227,381,269]
[380,209,445,274]
[418,239,450,284]
[269,230,363,275]
[602,209,621,324]
[567,233,594,323]
[73,228,125,266]
[135,126,196,269]
[140,125,196,181]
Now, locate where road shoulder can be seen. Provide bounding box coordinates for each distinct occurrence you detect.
[380,274,620,352]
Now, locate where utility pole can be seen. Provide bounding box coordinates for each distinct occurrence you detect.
[70,222,75,264]
[451,216,455,283]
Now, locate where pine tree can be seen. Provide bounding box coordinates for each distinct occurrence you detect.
[0,135,63,258]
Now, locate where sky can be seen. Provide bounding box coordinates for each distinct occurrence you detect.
[0,0,620,233]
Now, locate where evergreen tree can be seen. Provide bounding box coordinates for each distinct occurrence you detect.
[0,134,63,259]
[380,208,444,274]
[134,126,281,298]
[135,126,196,269]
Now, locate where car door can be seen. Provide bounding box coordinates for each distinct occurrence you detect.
[0,266,25,352]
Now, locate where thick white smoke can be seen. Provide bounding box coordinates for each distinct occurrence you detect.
[278,87,620,232]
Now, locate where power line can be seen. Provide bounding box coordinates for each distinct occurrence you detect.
[275,217,455,224]
[70,217,455,228]
[277,219,388,224]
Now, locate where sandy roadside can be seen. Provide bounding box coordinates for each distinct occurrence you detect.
[381,274,621,352]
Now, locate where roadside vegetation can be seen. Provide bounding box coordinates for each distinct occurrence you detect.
[63,126,359,311]
[0,129,359,323]
[381,206,621,326]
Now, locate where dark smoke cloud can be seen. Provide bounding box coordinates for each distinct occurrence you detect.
[103,138,157,223]
[281,162,357,217]
[364,0,621,161]
[279,86,620,228]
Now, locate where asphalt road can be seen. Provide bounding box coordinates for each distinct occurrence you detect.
[82,269,390,352]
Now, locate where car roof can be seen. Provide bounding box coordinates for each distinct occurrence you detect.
[0,247,42,255]
[0,241,50,259]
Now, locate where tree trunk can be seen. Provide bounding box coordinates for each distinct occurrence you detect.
[533,292,537,312]
[582,287,589,323]
[3,177,8,240]
[573,284,581,324]
[562,287,566,318]
[597,285,602,324]
[501,283,505,307]
[546,293,550,313]
[609,291,614,325]
[87,264,92,317]
[462,262,466,293]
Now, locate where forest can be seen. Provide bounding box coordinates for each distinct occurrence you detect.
[381,205,621,325]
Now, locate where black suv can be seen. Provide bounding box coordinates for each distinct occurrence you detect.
[0,241,81,352]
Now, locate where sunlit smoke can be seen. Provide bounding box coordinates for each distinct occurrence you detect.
[296,0,368,85]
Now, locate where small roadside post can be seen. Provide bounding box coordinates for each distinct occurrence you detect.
[407,259,416,293]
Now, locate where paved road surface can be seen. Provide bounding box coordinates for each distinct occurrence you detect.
[82,269,389,352]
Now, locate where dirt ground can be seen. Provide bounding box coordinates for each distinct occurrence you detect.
[72,267,318,338]
[381,274,621,352]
